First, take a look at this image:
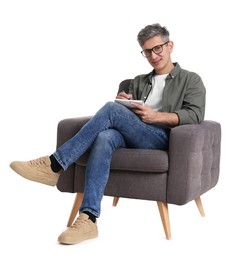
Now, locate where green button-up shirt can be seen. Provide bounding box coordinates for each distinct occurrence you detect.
[129,63,206,125]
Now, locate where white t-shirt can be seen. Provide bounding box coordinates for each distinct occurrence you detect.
[145,74,168,111]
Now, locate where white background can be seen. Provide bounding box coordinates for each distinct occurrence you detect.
[0,0,239,259]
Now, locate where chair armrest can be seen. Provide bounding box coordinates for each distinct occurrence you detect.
[167,120,221,205]
[56,116,92,148]
[56,116,92,192]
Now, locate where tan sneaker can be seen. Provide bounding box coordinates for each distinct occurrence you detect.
[9,156,59,186]
[58,213,98,245]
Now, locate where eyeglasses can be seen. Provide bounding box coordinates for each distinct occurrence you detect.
[141,41,169,58]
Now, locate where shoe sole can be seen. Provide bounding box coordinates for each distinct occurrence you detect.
[58,230,98,245]
[10,162,58,186]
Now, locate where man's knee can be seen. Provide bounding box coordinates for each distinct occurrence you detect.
[95,130,116,143]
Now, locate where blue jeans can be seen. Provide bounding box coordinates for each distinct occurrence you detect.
[53,102,169,217]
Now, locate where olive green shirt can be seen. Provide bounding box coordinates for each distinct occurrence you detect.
[129,63,206,125]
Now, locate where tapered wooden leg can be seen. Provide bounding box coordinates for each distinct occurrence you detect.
[195,196,205,217]
[112,197,119,206]
[157,201,171,240]
[67,192,84,227]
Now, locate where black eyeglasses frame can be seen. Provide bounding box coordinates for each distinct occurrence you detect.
[141,41,169,58]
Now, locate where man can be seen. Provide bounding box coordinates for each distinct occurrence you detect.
[10,23,206,244]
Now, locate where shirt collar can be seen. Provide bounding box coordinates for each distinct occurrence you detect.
[167,62,181,79]
[148,62,181,82]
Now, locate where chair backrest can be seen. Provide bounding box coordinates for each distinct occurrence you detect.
[118,79,132,94]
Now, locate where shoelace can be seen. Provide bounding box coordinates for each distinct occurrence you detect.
[71,217,87,229]
[29,157,48,167]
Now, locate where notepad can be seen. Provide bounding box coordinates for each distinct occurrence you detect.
[115,99,144,108]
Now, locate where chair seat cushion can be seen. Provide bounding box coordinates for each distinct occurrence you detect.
[77,148,169,173]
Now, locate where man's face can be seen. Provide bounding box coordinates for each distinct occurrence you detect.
[141,35,173,74]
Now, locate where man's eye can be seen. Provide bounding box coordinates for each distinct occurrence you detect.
[154,46,161,51]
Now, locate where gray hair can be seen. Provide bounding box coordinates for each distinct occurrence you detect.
[137,23,170,46]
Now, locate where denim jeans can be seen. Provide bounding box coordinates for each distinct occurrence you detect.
[53,101,169,217]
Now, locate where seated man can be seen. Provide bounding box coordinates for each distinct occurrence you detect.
[10,23,206,245]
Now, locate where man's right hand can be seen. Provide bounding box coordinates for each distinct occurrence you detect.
[116,91,132,100]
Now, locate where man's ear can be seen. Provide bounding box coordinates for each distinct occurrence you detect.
[168,41,174,53]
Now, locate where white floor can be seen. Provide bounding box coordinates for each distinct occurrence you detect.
[1,162,239,260]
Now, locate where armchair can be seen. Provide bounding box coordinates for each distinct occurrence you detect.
[56,79,221,240]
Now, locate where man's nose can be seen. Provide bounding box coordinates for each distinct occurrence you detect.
[149,50,158,59]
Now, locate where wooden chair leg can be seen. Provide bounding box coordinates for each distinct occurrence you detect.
[157,201,171,240]
[195,196,205,217]
[67,192,84,227]
[112,197,119,206]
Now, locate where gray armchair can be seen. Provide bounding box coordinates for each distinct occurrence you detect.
[56,79,221,240]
